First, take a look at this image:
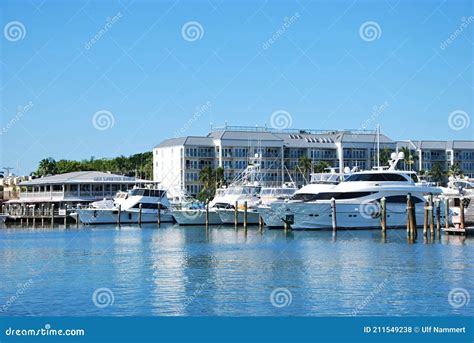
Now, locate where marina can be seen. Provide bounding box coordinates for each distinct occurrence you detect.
[0,223,472,317]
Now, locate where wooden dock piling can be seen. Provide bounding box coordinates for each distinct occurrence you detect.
[32,205,36,227]
[243,201,248,230]
[436,199,441,239]
[380,197,387,233]
[444,198,449,230]
[429,194,434,238]
[234,201,238,229]
[205,199,209,228]
[331,198,337,232]
[423,200,429,237]
[460,197,465,230]
[138,203,142,225]
[51,204,55,227]
[117,204,121,226]
[157,202,161,226]
[64,205,68,227]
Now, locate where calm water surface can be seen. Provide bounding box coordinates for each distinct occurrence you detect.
[0,224,472,316]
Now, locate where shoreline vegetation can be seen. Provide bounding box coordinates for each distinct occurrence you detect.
[32,152,153,180]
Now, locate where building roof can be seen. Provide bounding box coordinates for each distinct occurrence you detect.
[19,171,148,186]
[154,136,214,148]
[400,140,474,150]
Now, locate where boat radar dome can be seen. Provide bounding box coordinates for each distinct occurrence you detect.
[343,167,351,174]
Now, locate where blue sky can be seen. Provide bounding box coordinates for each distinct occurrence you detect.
[1,0,473,175]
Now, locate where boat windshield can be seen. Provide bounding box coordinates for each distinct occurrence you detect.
[310,173,341,184]
[345,173,409,182]
[129,188,166,197]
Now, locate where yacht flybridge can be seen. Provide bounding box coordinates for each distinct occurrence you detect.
[76,185,173,224]
[279,152,444,230]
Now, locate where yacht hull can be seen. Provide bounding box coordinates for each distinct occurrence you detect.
[217,208,260,225]
[172,209,222,225]
[77,209,174,225]
[257,205,286,228]
[284,202,447,230]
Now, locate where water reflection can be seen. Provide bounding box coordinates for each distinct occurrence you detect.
[0,224,473,316]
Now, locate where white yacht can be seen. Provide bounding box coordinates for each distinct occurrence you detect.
[76,186,174,224]
[441,176,474,225]
[172,188,227,225]
[215,184,263,225]
[280,153,444,230]
[258,174,341,228]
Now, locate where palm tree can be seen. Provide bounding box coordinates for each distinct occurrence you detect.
[36,157,58,176]
[296,156,313,183]
[314,161,331,173]
[399,147,418,170]
[447,164,463,178]
[429,163,446,184]
[379,148,392,166]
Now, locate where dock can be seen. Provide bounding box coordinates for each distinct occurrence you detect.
[443,226,474,236]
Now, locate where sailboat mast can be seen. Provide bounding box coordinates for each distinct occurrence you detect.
[376,124,380,168]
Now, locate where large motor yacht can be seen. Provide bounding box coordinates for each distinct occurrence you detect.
[258,173,342,228]
[76,185,173,224]
[280,153,444,230]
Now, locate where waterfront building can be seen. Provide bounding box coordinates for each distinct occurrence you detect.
[6,171,147,209]
[153,125,396,198]
[396,140,474,177]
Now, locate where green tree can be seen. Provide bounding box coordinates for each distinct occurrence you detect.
[399,147,418,170]
[429,163,446,184]
[197,166,225,201]
[296,156,312,182]
[447,164,463,178]
[313,161,331,173]
[36,158,58,176]
[379,148,393,166]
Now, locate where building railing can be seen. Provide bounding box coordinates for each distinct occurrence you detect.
[19,191,118,200]
[211,124,376,135]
